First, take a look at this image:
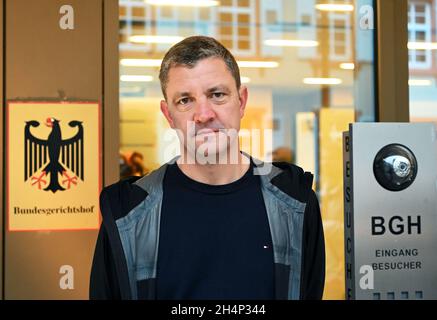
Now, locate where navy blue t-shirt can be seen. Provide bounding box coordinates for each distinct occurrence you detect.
[156,161,275,299]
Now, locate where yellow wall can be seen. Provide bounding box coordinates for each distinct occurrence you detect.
[120,97,162,171]
[319,108,355,300]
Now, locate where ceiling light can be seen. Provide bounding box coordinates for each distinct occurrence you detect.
[238,61,279,68]
[408,42,437,50]
[315,4,354,12]
[121,59,279,69]
[340,63,355,70]
[129,35,184,44]
[408,79,432,86]
[303,77,342,85]
[120,75,154,82]
[120,59,162,67]
[145,0,220,7]
[264,39,319,47]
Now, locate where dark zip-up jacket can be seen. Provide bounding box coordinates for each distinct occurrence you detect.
[90,157,325,300]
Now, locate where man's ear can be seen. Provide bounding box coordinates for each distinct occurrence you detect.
[160,100,175,128]
[238,85,248,119]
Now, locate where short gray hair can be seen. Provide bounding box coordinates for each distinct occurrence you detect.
[159,36,241,100]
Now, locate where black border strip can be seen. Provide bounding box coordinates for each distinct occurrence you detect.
[373,0,380,122]
[2,0,6,300]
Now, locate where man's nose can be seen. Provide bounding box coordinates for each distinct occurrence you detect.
[193,98,216,123]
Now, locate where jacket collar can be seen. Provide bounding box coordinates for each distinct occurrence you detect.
[134,153,284,195]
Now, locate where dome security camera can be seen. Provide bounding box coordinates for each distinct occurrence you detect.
[373,144,418,192]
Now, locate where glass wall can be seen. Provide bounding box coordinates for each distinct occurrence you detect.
[118,0,376,299]
[408,0,437,124]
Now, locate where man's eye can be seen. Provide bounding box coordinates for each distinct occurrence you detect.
[212,92,225,99]
[178,97,190,105]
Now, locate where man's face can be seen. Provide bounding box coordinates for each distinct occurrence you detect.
[160,57,248,162]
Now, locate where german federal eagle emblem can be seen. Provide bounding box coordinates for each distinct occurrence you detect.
[24,117,84,193]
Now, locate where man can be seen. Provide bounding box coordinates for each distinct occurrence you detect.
[90,36,325,300]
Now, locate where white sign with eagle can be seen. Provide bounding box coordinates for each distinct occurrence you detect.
[25,117,84,193]
[7,102,101,232]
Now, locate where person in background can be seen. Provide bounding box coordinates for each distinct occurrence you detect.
[129,151,149,176]
[272,147,294,164]
[119,153,133,179]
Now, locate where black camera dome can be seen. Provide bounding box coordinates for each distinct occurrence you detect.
[373,144,417,191]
